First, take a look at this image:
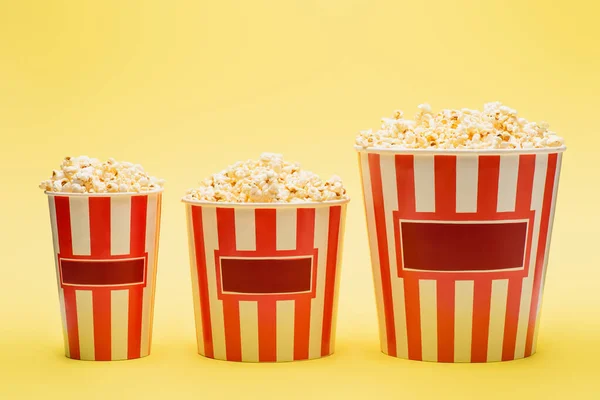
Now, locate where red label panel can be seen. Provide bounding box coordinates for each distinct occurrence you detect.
[60,257,146,287]
[400,221,527,272]
[221,257,312,294]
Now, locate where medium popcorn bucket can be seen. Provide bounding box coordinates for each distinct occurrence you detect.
[46,190,163,360]
[357,146,565,362]
[183,199,349,362]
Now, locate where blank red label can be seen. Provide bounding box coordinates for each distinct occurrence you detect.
[60,258,146,286]
[221,257,312,294]
[400,221,527,272]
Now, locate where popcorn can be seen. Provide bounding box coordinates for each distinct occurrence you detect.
[39,156,165,194]
[356,102,566,150]
[184,153,348,203]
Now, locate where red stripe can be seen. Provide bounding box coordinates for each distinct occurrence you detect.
[55,197,73,257]
[434,155,457,216]
[216,208,237,252]
[88,197,112,360]
[216,208,242,361]
[502,154,536,361]
[515,155,536,212]
[477,156,501,215]
[222,300,242,361]
[294,208,315,360]
[368,153,397,357]
[403,278,422,360]
[469,155,501,362]
[128,196,147,359]
[395,154,420,359]
[255,209,277,361]
[62,288,80,359]
[255,209,277,252]
[258,300,277,362]
[321,205,341,356]
[191,205,214,358]
[147,193,162,354]
[92,289,111,360]
[294,299,311,360]
[89,197,111,257]
[395,154,416,216]
[436,280,455,362]
[296,208,316,251]
[433,155,457,362]
[470,279,492,362]
[55,197,80,359]
[525,153,558,357]
[502,278,523,361]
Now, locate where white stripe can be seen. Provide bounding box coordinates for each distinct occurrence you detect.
[454,280,474,362]
[531,154,549,208]
[49,197,70,357]
[75,290,95,360]
[514,154,548,358]
[68,197,91,256]
[532,153,562,354]
[111,290,129,360]
[111,196,131,256]
[414,156,435,212]
[186,205,204,356]
[234,208,256,251]
[58,290,69,358]
[276,208,297,251]
[419,279,437,361]
[308,206,329,359]
[359,153,388,354]
[486,279,509,362]
[276,300,295,361]
[239,301,259,362]
[203,206,227,360]
[497,155,520,212]
[456,155,478,213]
[329,204,347,355]
[380,154,407,358]
[141,193,158,357]
[48,196,60,255]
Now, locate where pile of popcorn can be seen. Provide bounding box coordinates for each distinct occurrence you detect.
[39,156,165,193]
[184,153,348,203]
[356,102,565,150]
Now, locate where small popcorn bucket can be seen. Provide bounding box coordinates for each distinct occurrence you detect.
[357,146,565,362]
[183,198,349,362]
[46,190,163,361]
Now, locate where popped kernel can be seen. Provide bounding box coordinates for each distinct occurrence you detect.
[184,153,348,203]
[39,156,165,194]
[356,102,565,150]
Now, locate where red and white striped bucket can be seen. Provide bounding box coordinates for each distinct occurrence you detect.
[357,147,565,362]
[183,199,349,362]
[46,190,163,361]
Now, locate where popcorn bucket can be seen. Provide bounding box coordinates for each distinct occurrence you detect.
[183,199,349,362]
[46,190,163,360]
[357,147,565,362]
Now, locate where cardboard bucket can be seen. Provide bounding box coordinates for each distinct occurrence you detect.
[183,199,349,362]
[357,147,565,362]
[47,190,163,360]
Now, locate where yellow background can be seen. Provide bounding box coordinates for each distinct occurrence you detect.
[1,1,598,398]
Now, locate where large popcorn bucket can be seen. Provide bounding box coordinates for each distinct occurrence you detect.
[183,199,349,362]
[46,190,163,360]
[357,146,565,362]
